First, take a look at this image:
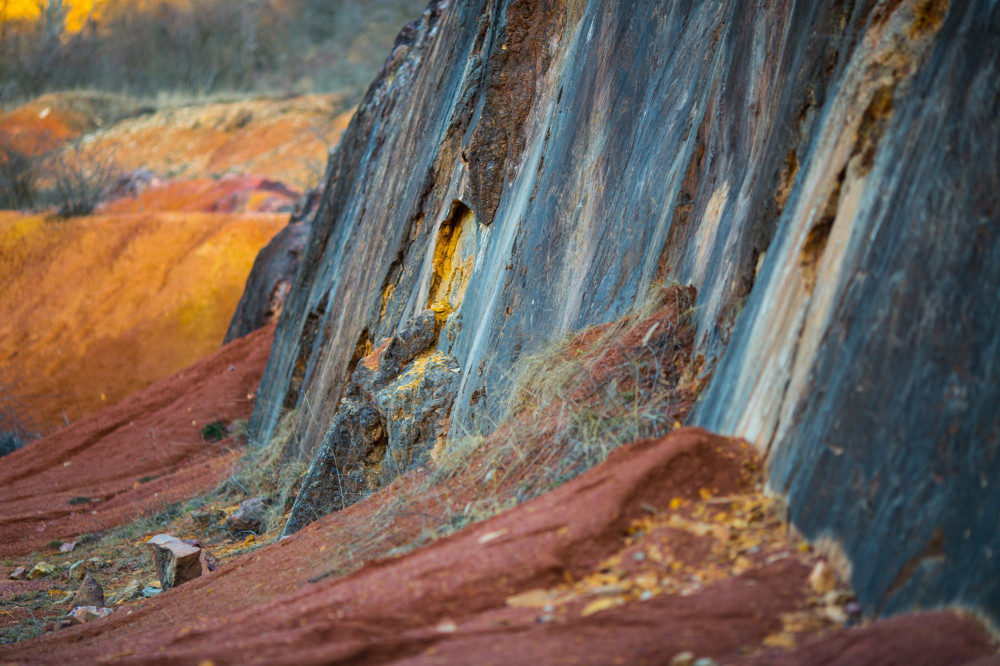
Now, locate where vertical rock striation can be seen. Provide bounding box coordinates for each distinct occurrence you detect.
[245,0,1000,624]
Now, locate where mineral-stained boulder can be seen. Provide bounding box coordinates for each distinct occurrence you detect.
[147,534,202,589]
[71,573,105,609]
[283,311,459,535]
[226,497,267,534]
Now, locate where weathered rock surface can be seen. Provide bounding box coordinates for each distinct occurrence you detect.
[147,534,202,589]
[242,0,1000,625]
[284,310,459,534]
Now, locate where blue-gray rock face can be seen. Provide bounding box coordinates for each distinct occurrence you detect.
[246,0,1000,623]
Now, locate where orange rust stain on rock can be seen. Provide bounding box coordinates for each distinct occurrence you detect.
[363,339,392,372]
[428,201,476,319]
[908,0,949,38]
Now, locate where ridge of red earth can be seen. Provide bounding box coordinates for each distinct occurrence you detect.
[0,323,273,560]
[1,428,995,664]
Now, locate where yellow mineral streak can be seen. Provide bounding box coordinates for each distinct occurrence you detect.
[427,203,476,316]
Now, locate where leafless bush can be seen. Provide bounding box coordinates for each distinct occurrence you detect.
[45,139,119,217]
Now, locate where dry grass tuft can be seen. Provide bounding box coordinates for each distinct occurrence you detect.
[306,283,703,577]
[218,409,308,536]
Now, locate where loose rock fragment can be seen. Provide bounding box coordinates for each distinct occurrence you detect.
[147,534,202,589]
[108,579,142,605]
[669,652,695,666]
[67,606,113,623]
[200,548,221,573]
[28,562,55,579]
[9,566,26,580]
[226,497,267,533]
[192,509,226,529]
[68,560,86,581]
[71,573,105,608]
[808,561,836,595]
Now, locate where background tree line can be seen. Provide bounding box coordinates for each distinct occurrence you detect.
[0,0,425,103]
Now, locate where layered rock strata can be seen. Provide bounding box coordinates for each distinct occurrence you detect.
[245,0,1000,624]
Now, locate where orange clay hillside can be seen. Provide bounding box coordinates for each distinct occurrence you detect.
[0,92,354,432]
[0,211,286,430]
[84,94,354,190]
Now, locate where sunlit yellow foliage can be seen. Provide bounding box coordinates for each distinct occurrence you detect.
[0,0,99,32]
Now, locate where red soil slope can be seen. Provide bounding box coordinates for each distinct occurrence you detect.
[0,212,285,432]
[1,428,995,664]
[0,324,272,559]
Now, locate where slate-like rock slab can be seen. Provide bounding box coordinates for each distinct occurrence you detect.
[147,534,202,589]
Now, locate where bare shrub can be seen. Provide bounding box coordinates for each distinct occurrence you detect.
[45,138,119,217]
[0,377,41,456]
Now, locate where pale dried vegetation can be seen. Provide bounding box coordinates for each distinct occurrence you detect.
[298,283,704,576]
[219,411,308,536]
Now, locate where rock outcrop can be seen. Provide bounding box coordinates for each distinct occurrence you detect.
[244,0,1000,625]
[284,310,459,535]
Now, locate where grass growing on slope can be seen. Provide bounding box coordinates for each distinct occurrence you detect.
[308,282,704,574]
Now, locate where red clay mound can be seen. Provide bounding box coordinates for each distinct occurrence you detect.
[2,428,995,664]
[0,324,273,559]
